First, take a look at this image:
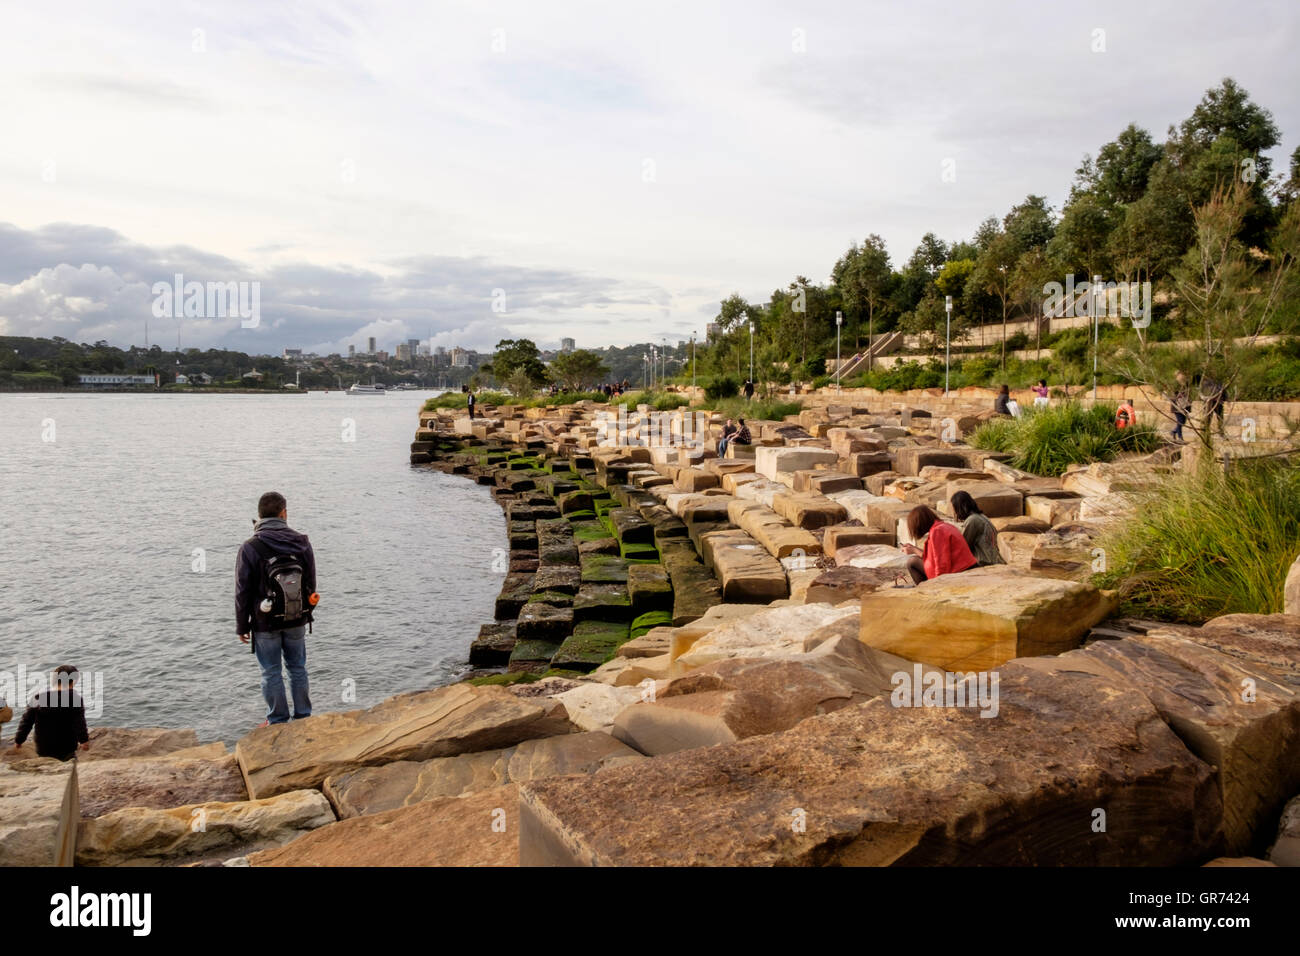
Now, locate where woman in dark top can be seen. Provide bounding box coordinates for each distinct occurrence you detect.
[994,384,1011,416]
[951,491,1004,567]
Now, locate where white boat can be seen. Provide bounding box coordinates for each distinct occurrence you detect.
[348,383,387,395]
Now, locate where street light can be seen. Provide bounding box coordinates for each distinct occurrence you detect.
[835,311,842,393]
[644,352,649,390]
[691,332,696,395]
[1092,274,1102,400]
[944,295,953,397]
[748,319,754,390]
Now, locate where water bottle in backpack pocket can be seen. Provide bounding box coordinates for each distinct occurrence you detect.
[248,538,313,640]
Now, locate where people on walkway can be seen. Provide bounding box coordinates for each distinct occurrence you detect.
[1201,373,1226,434]
[743,379,755,400]
[1169,371,1191,443]
[1032,379,1049,408]
[6,666,89,760]
[900,505,978,585]
[236,491,317,726]
[951,491,1004,567]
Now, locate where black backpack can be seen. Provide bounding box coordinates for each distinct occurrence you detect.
[248,537,313,633]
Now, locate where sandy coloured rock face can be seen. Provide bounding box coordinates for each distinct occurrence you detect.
[77,754,247,819]
[234,683,573,799]
[675,603,860,670]
[76,789,335,866]
[249,785,521,867]
[322,732,640,817]
[518,659,1221,866]
[0,759,78,866]
[1021,630,1300,856]
[857,566,1117,671]
[1286,554,1300,617]
[698,530,789,603]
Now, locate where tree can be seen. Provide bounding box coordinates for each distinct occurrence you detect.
[833,235,893,354]
[972,231,1019,368]
[1092,124,1163,205]
[489,339,549,384]
[548,349,610,391]
[1002,195,1056,251]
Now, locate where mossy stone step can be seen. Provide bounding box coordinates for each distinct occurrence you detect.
[619,541,659,563]
[550,620,632,672]
[573,583,633,622]
[469,621,517,667]
[628,564,673,613]
[467,670,539,687]
[527,590,574,608]
[533,565,582,595]
[630,610,674,639]
[494,574,536,620]
[580,553,630,584]
[507,638,564,673]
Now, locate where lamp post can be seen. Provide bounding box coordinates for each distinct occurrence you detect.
[835,311,842,393]
[748,320,754,389]
[644,352,649,390]
[944,296,952,397]
[691,332,696,395]
[1092,274,1102,401]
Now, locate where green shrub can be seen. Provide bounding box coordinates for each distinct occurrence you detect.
[704,376,739,401]
[1095,460,1300,622]
[1005,331,1029,351]
[803,356,826,379]
[970,401,1162,476]
[812,374,832,389]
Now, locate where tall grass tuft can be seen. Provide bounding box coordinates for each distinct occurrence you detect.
[969,401,1162,476]
[1095,460,1300,623]
[704,396,804,422]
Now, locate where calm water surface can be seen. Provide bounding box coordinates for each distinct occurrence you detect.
[0,390,504,743]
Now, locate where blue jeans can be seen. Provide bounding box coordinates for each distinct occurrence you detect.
[253,626,311,723]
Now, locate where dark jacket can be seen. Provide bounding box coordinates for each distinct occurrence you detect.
[14,689,89,760]
[994,393,1010,415]
[235,518,317,636]
[733,424,752,445]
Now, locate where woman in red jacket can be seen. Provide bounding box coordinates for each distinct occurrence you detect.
[900,505,978,585]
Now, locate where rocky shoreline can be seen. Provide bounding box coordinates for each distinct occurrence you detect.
[3,391,1299,867]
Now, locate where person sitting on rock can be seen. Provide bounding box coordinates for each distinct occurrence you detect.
[717,418,737,458]
[6,665,90,761]
[951,491,1004,567]
[899,505,977,585]
[733,418,752,447]
[994,384,1011,416]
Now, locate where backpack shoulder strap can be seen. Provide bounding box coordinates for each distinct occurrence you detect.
[248,536,276,563]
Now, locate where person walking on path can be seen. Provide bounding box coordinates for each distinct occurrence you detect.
[466,389,476,419]
[743,379,755,401]
[1169,371,1191,443]
[236,491,317,726]
[1201,373,1226,436]
[5,665,89,760]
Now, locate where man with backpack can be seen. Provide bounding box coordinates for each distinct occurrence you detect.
[236,491,317,726]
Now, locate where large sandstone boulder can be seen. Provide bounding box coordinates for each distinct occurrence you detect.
[250,785,520,867]
[77,755,247,818]
[1268,794,1300,866]
[0,760,77,866]
[756,447,838,485]
[235,683,573,799]
[322,732,641,817]
[518,659,1220,865]
[76,789,335,866]
[858,567,1117,670]
[675,603,860,669]
[698,529,789,602]
[1027,630,1300,855]
[771,492,848,530]
[1029,524,1101,581]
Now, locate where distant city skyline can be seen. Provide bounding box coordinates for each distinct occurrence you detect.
[1,1,1297,355]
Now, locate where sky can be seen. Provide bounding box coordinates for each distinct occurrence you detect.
[0,0,1297,356]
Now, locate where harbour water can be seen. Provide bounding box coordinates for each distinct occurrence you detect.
[0,390,503,743]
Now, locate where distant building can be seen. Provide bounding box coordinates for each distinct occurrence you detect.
[368,337,377,354]
[706,323,720,341]
[374,350,390,362]
[395,343,412,362]
[348,344,356,358]
[451,347,471,367]
[560,337,575,353]
[242,369,264,382]
[407,338,420,353]
[79,374,155,388]
[283,348,303,361]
